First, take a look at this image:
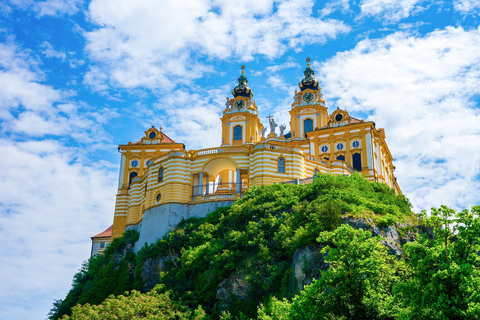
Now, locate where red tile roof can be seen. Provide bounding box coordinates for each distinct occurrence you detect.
[91,225,113,239]
[161,132,173,142]
[350,116,363,124]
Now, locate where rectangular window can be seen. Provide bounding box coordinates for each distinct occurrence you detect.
[233,125,242,141]
[278,158,286,173]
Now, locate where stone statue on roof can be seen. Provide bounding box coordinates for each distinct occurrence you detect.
[267,115,277,135]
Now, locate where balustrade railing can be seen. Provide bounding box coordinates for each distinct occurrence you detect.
[196,146,248,157]
[191,182,247,197]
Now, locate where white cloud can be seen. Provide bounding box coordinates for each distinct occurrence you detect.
[40,41,85,68]
[319,0,351,17]
[0,139,117,319]
[0,42,60,113]
[453,0,480,15]
[146,86,230,149]
[0,42,116,145]
[4,0,83,16]
[265,60,301,73]
[84,0,350,91]
[41,41,67,61]
[359,0,428,22]
[267,74,291,91]
[35,0,83,17]
[0,39,118,319]
[320,26,480,211]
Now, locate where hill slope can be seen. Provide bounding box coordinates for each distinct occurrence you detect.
[50,174,480,319]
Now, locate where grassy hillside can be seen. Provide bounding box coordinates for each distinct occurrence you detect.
[52,173,480,319]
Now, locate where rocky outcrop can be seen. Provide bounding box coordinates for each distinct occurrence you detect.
[111,243,136,272]
[140,255,177,291]
[215,275,249,311]
[216,276,249,301]
[342,217,417,256]
[293,246,327,291]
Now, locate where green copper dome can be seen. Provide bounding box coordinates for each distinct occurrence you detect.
[299,58,319,92]
[232,66,253,99]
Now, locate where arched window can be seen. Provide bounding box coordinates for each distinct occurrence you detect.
[314,168,319,177]
[304,119,313,136]
[129,171,138,188]
[156,193,161,202]
[233,125,242,141]
[278,157,286,173]
[337,155,345,161]
[158,167,163,182]
[353,153,362,171]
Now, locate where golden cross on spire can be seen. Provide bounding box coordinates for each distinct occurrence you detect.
[306,57,311,67]
[241,65,245,75]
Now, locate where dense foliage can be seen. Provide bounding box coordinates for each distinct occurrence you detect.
[63,291,205,320]
[259,205,480,320]
[55,173,472,319]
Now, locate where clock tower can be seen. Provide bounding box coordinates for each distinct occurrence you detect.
[221,66,263,146]
[289,58,329,143]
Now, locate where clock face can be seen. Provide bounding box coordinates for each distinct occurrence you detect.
[234,100,245,110]
[303,92,314,103]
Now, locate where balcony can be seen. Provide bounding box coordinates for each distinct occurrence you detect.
[191,182,246,202]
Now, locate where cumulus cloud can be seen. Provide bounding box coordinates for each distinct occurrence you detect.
[0,41,116,145]
[0,39,119,318]
[84,0,350,91]
[0,42,60,113]
[359,0,428,22]
[454,0,480,15]
[320,0,351,17]
[320,26,480,211]
[141,86,230,149]
[3,0,83,16]
[0,139,117,319]
[41,41,67,61]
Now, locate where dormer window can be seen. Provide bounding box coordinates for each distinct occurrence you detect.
[335,114,343,121]
[149,131,157,139]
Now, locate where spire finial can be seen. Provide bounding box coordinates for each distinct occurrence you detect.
[306,57,311,67]
[241,65,245,75]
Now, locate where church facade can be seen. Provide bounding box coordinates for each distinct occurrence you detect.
[101,60,400,246]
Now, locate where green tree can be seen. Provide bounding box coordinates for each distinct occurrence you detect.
[261,224,403,320]
[395,205,480,319]
[62,290,205,319]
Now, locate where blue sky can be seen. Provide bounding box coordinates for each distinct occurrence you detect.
[0,0,479,319]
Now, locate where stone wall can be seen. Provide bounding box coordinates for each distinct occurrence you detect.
[129,201,234,252]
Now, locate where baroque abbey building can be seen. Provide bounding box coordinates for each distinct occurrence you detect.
[91,60,401,255]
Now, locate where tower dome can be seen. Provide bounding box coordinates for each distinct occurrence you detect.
[298,58,319,92]
[232,65,253,98]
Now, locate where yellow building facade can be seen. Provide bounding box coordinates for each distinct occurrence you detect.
[105,61,401,243]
